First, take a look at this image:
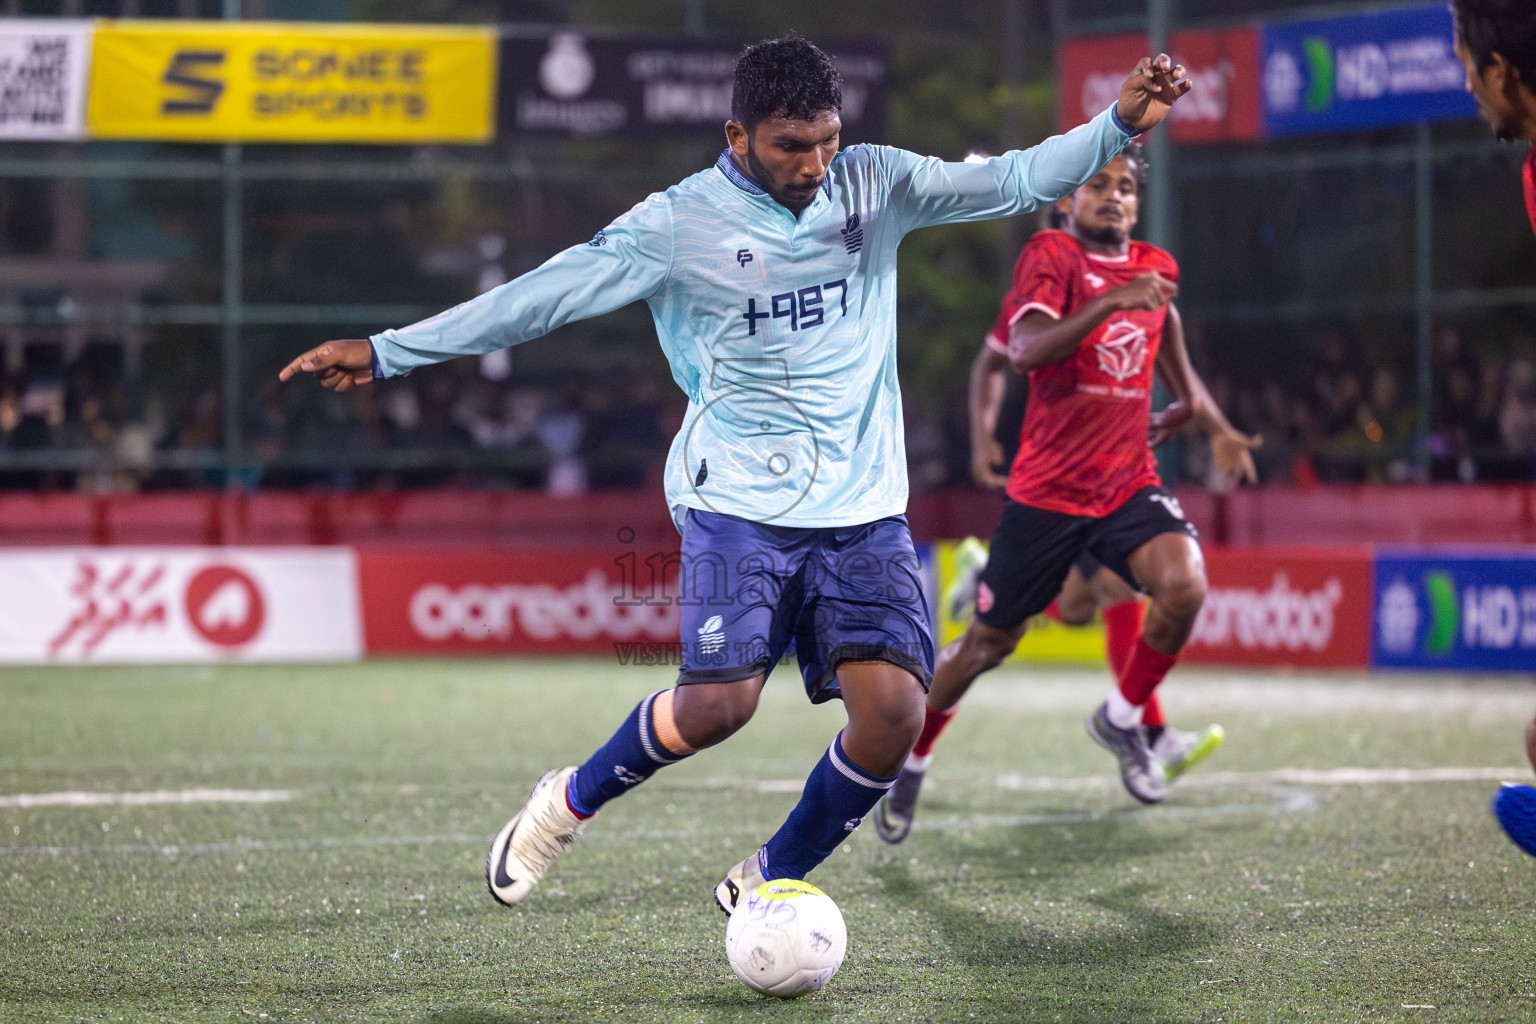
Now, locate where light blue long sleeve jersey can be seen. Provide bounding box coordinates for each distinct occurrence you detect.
[370,105,1138,530]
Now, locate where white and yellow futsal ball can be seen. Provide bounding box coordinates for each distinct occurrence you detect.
[725,879,847,997]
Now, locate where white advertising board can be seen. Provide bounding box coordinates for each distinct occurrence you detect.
[0,20,92,140]
[0,548,362,663]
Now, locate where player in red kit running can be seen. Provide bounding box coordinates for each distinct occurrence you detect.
[1449,0,1536,856]
[875,144,1258,836]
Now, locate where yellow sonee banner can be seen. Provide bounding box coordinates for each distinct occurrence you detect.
[87,21,496,144]
[931,538,1108,665]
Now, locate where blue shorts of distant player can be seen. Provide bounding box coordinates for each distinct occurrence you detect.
[673,509,934,704]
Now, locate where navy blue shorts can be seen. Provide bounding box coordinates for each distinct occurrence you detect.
[674,509,934,703]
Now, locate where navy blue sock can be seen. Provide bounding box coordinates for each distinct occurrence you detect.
[760,732,897,880]
[568,691,690,817]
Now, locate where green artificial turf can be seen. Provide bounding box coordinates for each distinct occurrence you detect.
[2,660,1534,1022]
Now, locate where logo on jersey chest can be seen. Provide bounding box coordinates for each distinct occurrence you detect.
[1095,319,1149,382]
[840,214,864,254]
[1084,271,1106,289]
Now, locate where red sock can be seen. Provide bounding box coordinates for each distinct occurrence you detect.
[1042,599,1063,623]
[1118,636,1178,706]
[911,705,957,758]
[1102,599,1145,676]
[1141,691,1165,729]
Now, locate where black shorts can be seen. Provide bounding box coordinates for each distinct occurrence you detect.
[975,486,1198,631]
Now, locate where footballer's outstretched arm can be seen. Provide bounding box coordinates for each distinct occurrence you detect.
[889,55,1188,235]
[1007,271,1177,374]
[967,342,1011,489]
[281,194,673,388]
[1154,304,1262,487]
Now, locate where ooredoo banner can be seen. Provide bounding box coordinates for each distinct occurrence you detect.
[0,548,361,663]
[87,20,497,143]
[0,19,92,140]
[1056,27,1263,144]
[1182,546,1373,668]
[1373,550,1536,672]
[356,548,682,656]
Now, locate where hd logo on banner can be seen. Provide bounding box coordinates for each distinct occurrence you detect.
[0,19,91,139]
[1262,3,1476,136]
[1373,550,1536,672]
[87,21,496,143]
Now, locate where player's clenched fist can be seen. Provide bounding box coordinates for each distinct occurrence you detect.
[1106,271,1177,312]
[278,338,376,392]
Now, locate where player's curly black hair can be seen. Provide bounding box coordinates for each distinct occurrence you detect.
[731,33,842,129]
[1046,141,1148,229]
[1451,0,1536,88]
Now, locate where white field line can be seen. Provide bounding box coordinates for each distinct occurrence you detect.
[2,766,1524,859]
[0,788,298,809]
[990,766,1530,792]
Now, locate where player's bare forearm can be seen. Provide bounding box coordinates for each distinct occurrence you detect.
[1157,306,1260,485]
[1116,54,1192,133]
[969,343,1009,442]
[1008,299,1114,374]
[968,343,1011,488]
[279,338,376,392]
[1011,273,1174,374]
[1155,305,1199,411]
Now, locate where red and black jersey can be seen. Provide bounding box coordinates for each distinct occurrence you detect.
[985,229,1178,518]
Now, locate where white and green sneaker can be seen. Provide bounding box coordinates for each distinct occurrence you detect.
[1152,724,1225,782]
[944,537,989,621]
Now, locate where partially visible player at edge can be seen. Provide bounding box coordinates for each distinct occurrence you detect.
[279,36,1192,910]
[1449,0,1536,857]
[876,143,1257,838]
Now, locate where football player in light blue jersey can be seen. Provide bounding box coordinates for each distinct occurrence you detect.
[281,34,1190,914]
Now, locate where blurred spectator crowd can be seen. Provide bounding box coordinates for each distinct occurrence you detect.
[0,348,683,494]
[1192,327,1536,488]
[2,325,1535,493]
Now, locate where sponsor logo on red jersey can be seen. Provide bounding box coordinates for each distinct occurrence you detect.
[1095,319,1150,382]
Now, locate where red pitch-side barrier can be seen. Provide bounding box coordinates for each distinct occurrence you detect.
[0,485,1532,547]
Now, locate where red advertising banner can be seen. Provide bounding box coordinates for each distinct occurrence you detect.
[1057,27,1264,144]
[357,547,682,656]
[1181,546,1373,668]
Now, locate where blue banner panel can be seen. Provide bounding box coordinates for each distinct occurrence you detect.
[1373,550,1536,672]
[1262,4,1477,136]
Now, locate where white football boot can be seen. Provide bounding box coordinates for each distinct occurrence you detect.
[486,766,589,906]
